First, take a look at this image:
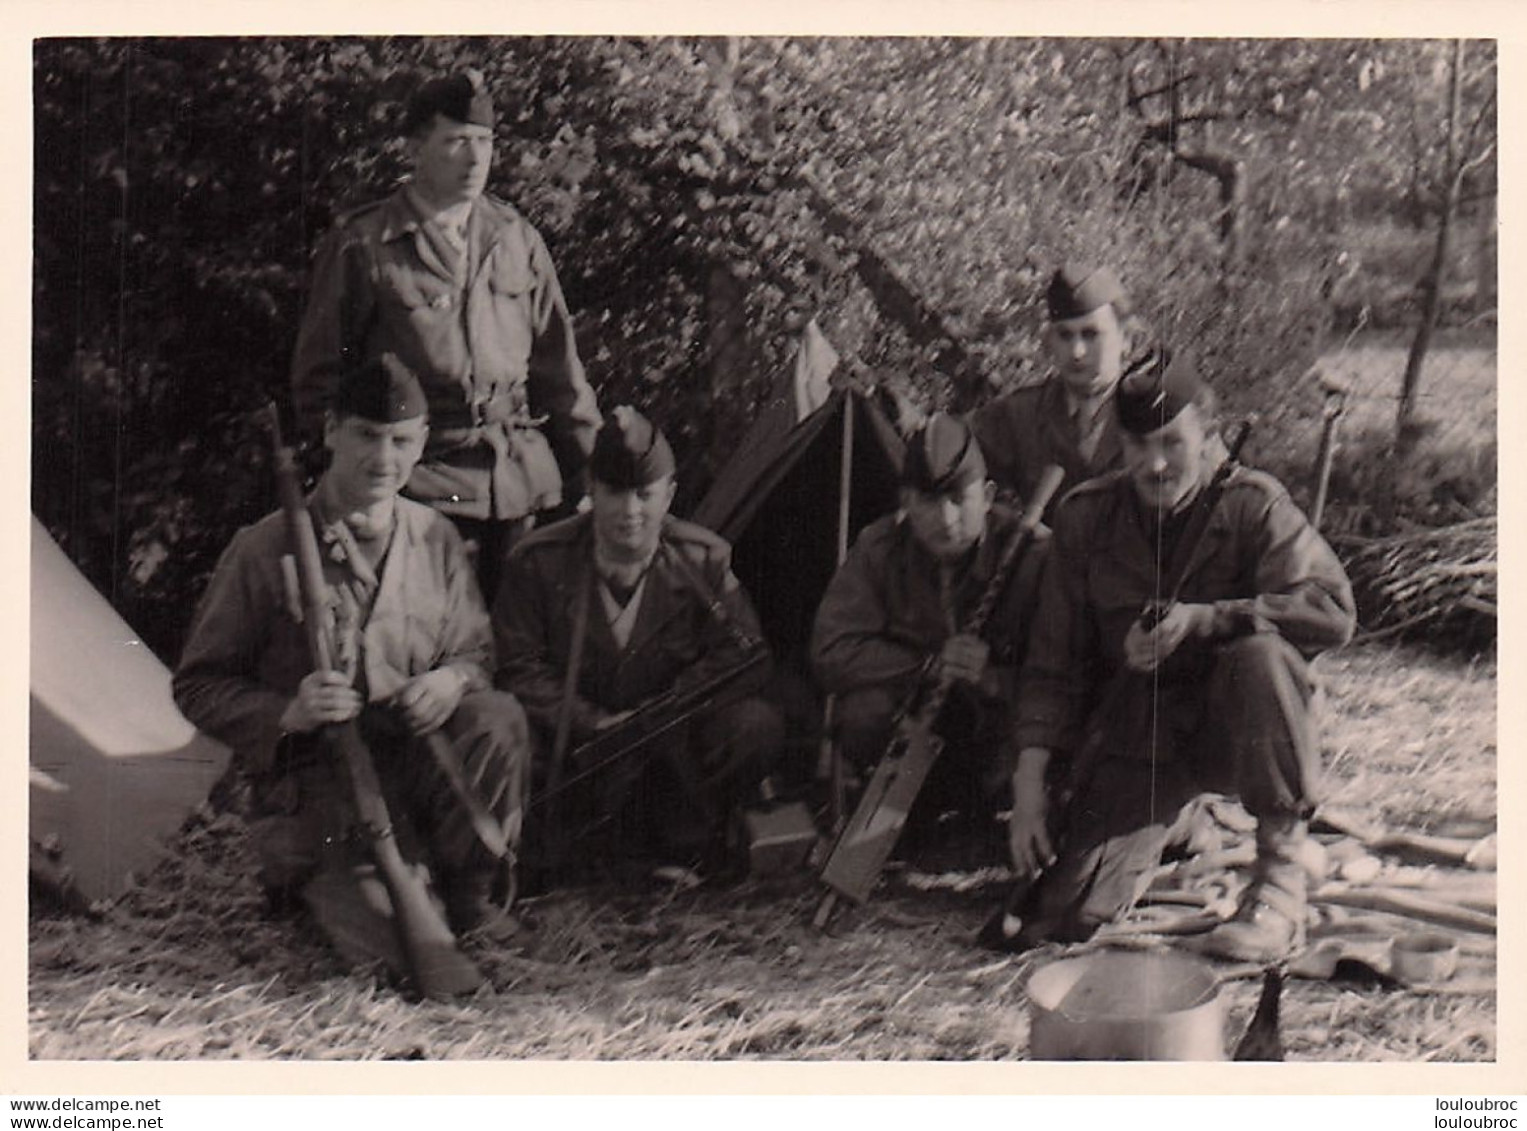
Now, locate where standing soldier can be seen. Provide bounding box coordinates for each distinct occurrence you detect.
[174,356,530,971]
[495,406,784,882]
[1006,350,1356,961]
[291,68,601,600]
[810,413,1050,859]
[971,263,1133,515]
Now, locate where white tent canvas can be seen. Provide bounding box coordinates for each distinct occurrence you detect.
[29,517,230,901]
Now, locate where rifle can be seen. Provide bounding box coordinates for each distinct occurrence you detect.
[980,420,1254,950]
[267,405,484,1000]
[532,648,768,811]
[813,464,1065,927]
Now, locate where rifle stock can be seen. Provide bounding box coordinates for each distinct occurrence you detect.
[267,405,483,1000]
[815,464,1066,918]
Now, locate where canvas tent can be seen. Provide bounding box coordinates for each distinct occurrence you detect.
[30,517,230,902]
[689,357,905,676]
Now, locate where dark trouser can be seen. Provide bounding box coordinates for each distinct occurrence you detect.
[529,696,786,876]
[836,679,1017,846]
[1027,634,1322,941]
[448,515,537,607]
[246,690,529,956]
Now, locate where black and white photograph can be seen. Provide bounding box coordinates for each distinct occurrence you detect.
[23,14,1510,1082]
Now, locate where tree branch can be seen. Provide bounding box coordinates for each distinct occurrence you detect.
[1453,139,1496,190]
[1126,72,1198,110]
[1458,86,1497,170]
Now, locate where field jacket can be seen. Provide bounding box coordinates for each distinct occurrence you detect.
[494,513,770,742]
[969,376,1124,517]
[1015,463,1356,755]
[291,189,601,521]
[810,505,1050,706]
[173,497,493,775]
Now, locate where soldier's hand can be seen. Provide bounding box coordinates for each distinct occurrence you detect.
[1008,789,1053,878]
[1008,747,1054,877]
[1122,603,1214,673]
[394,668,467,736]
[938,633,989,686]
[280,670,362,733]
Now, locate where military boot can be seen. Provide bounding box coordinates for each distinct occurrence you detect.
[1200,815,1310,963]
[441,867,519,944]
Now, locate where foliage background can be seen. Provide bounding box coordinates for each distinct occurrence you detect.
[31,36,1497,661]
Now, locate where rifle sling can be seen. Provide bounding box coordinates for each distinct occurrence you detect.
[1156,422,1253,609]
[548,552,594,796]
[1154,475,1224,609]
[660,540,761,652]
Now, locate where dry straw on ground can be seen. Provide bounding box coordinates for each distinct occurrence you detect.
[29,642,1495,1062]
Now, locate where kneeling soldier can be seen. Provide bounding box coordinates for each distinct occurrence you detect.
[174,355,530,968]
[1007,350,1356,961]
[811,413,1050,859]
[495,406,783,880]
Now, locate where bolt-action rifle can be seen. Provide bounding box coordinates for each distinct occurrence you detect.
[267,404,484,1000]
[979,419,1254,950]
[814,464,1065,927]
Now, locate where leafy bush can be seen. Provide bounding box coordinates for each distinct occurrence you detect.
[32,36,1495,661]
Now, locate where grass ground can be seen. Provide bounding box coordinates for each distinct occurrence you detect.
[1317,328,1496,442]
[27,640,1496,1063]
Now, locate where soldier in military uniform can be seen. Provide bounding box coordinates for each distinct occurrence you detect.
[494,407,784,879]
[1006,351,1356,962]
[810,413,1050,857]
[174,356,529,970]
[971,263,1134,516]
[291,69,601,600]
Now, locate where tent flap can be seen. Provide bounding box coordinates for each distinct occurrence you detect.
[689,386,904,668]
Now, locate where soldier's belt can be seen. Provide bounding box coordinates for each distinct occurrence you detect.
[431,387,539,432]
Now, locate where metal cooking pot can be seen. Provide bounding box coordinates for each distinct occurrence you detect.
[1026,949,1226,1060]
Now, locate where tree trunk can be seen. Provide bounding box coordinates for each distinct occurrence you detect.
[1397,39,1464,450]
[1476,193,1497,312]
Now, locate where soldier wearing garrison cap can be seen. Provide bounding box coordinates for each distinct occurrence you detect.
[495,406,783,882]
[971,262,1134,519]
[1005,348,1356,962]
[291,67,601,603]
[175,355,532,972]
[811,413,1051,857]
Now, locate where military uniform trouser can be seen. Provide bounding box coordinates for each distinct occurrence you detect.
[247,689,530,926]
[836,679,1018,838]
[1027,633,1322,942]
[529,695,785,874]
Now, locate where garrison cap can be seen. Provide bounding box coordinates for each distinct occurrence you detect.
[1045,262,1130,321]
[404,68,495,133]
[902,412,987,495]
[331,353,429,423]
[1114,346,1202,436]
[589,406,676,488]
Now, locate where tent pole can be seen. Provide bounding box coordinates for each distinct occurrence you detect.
[836,392,855,563]
[820,392,856,834]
